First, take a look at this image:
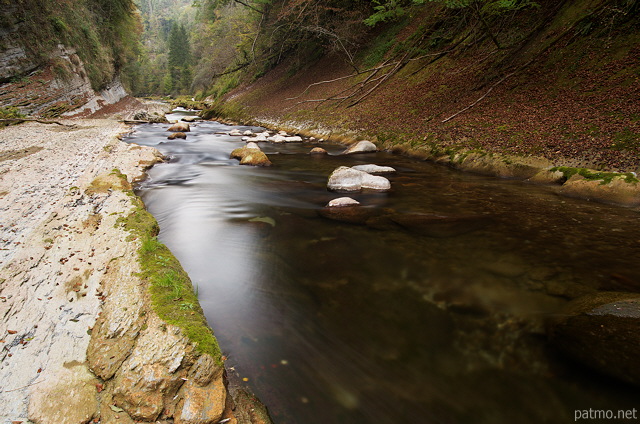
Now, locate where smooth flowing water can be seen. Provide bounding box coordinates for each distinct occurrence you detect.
[126,109,640,424]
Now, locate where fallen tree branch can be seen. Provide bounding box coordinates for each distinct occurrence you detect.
[441,70,516,123]
[0,118,76,127]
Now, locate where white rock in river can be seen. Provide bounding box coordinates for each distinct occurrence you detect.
[243,130,254,136]
[344,140,377,154]
[228,129,242,136]
[285,136,303,143]
[328,166,391,192]
[272,135,287,143]
[351,164,396,174]
[327,197,360,207]
[246,142,261,150]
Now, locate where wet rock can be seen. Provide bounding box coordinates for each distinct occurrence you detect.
[327,197,360,207]
[245,142,260,150]
[168,132,187,140]
[112,316,195,421]
[327,166,390,192]
[548,292,640,386]
[175,355,226,424]
[230,146,272,166]
[560,174,640,207]
[229,388,273,424]
[228,129,242,136]
[181,116,200,122]
[309,147,328,155]
[351,164,396,174]
[243,130,254,136]
[389,213,492,237]
[168,122,191,132]
[528,168,565,184]
[343,140,377,154]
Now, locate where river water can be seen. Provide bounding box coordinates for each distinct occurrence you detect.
[126,109,640,424]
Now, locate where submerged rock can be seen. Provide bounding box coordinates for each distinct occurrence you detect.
[389,213,492,237]
[548,292,640,386]
[328,166,390,192]
[168,122,190,132]
[343,140,377,154]
[168,132,187,140]
[318,205,384,225]
[351,164,396,174]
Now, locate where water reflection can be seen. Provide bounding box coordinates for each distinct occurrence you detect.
[127,109,640,424]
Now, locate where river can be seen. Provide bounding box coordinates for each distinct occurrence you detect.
[125,108,640,424]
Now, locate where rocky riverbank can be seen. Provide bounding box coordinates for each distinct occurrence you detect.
[0,117,270,423]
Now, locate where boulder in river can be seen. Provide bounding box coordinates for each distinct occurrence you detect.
[230,146,272,166]
[167,132,187,140]
[181,116,200,122]
[245,142,260,150]
[309,147,328,155]
[328,166,390,192]
[343,140,377,154]
[547,291,640,386]
[351,164,396,174]
[327,197,360,207]
[168,122,190,132]
[228,129,243,136]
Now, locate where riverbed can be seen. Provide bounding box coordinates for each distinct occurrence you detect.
[126,109,640,424]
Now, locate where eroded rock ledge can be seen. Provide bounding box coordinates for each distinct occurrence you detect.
[0,120,270,424]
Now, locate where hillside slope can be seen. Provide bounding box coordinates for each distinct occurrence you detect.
[210,0,640,173]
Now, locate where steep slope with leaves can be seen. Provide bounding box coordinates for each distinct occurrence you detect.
[198,0,640,173]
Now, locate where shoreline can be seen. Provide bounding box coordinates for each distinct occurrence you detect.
[208,111,640,210]
[0,118,269,423]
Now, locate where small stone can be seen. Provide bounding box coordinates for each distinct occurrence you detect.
[309,147,328,155]
[327,197,360,207]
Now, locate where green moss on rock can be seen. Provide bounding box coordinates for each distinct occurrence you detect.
[551,166,639,185]
[114,170,222,362]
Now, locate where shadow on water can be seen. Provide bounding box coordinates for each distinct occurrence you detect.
[126,109,640,424]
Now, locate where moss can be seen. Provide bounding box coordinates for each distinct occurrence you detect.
[85,169,132,195]
[117,186,222,363]
[551,166,639,185]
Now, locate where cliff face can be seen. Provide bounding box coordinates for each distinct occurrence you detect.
[0,44,128,118]
[0,0,138,117]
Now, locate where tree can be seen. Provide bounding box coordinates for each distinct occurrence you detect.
[365,0,539,48]
[167,23,193,93]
